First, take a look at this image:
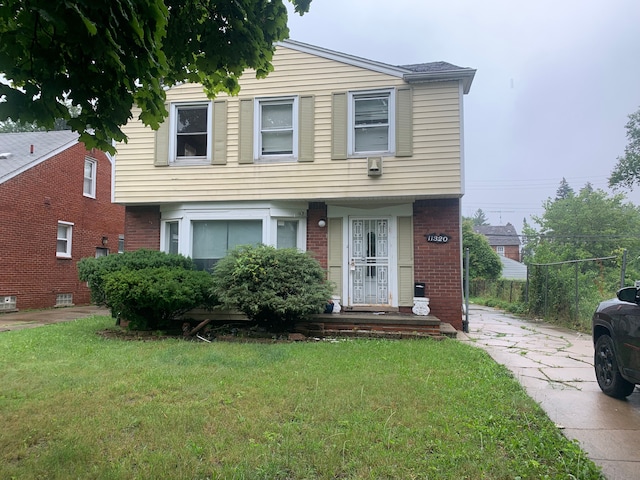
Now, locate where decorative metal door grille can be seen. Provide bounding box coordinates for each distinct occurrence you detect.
[350,219,389,305]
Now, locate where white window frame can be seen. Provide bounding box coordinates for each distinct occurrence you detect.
[169,102,212,165]
[348,89,395,156]
[83,157,97,198]
[56,221,73,258]
[160,203,307,259]
[496,246,505,256]
[254,96,298,162]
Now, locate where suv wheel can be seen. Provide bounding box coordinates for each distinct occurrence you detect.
[594,334,636,398]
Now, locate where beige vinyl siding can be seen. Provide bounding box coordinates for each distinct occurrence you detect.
[116,46,463,204]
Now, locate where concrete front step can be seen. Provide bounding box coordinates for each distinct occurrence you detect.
[296,312,455,339]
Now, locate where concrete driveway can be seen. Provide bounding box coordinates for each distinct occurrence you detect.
[460,305,640,480]
[0,305,110,332]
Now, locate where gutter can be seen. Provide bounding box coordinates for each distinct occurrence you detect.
[403,69,477,94]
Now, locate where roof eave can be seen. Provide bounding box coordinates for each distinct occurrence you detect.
[403,69,476,94]
[279,39,408,78]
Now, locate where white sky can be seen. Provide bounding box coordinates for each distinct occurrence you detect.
[285,0,640,232]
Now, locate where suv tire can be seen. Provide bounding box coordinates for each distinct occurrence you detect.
[594,334,636,399]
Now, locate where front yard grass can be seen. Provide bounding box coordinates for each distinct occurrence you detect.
[1,316,602,479]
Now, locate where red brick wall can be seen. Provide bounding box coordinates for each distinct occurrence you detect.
[306,202,328,270]
[413,199,462,330]
[124,205,161,251]
[503,245,520,262]
[0,142,125,310]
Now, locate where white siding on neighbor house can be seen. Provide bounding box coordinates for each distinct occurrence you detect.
[115,46,463,204]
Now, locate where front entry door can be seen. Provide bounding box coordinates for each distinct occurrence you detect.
[349,218,390,306]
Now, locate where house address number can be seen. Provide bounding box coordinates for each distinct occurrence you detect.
[425,233,450,244]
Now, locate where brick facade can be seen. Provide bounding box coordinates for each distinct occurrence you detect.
[0,143,125,310]
[124,205,161,251]
[306,202,328,270]
[412,199,462,330]
[501,245,520,262]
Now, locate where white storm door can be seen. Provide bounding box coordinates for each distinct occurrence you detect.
[349,218,390,306]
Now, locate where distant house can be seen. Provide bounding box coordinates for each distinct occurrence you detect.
[114,40,476,331]
[0,131,125,311]
[474,223,521,262]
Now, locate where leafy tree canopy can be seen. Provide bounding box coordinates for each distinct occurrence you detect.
[462,220,502,281]
[525,181,640,263]
[471,208,489,226]
[609,107,640,190]
[555,177,574,200]
[0,0,311,153]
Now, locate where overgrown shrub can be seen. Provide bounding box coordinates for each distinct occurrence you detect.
[78,249,196,309]
[102,267,216,330]
[211,244,333,331]
[78,249,215,329]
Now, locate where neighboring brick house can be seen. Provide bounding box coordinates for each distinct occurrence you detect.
[115,40,475,330]
[0,131,125,311]
[474,223,521,262]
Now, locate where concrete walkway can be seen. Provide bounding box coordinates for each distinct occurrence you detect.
[460,305,640,480]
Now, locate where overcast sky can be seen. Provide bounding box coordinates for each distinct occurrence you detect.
[285,0,640,232]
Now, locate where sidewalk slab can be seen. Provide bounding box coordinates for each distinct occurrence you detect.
[462,305,640,480]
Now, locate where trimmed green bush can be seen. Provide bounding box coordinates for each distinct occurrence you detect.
[78,249,196,309]
[78,249,216,329]
[102,267,216,331]
[211,244,333,331]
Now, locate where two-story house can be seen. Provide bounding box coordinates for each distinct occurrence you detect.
[115,40,475,331]
[473,223,521,262]
[0,131,125,311]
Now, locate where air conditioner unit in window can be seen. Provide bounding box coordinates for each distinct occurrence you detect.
[367,157,382,176]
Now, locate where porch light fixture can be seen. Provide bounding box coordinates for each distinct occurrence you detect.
[101,236,108,246]
[318,219,326,228]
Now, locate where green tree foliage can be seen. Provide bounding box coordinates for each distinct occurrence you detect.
[555,177,574,200]
[462,220,502,281]
[471,208,489,226]
[0,0,311,153]
[609,107,640,190]
[529,183,640,262]
[524,180,640,325]
[211,244,333,331]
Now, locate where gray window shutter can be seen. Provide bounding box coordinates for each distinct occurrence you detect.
[331,92,347,160]
[238,98,254,164]
[211,100,227,165]
[154,105,170,166]
[396,87,413,157]
[298,95,315,162]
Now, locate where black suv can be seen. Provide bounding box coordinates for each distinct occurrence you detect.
[592,286,640,398]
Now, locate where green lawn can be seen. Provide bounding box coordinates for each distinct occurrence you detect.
[0,316,603,479]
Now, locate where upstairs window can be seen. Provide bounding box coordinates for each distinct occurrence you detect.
[83,158,96,197]
[349,90,395,155]
[496,246,505,256]
[171,103,211,164]
[255,97,298,161]
[57,221,73,258]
